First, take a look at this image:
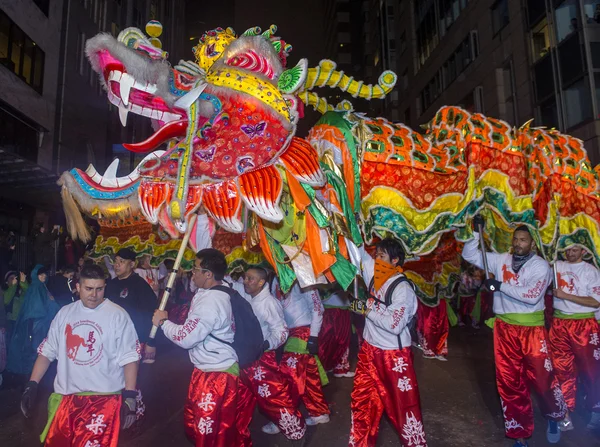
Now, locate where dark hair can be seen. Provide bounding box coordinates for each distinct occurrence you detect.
[61,265,76,274]
[376,238,406,266]
[247,266,268,283]
[196,248,227,281]
[79,265,106,281]
[37,267,48,277]
[514,225,532,239]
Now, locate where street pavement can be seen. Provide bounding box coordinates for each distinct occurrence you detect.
[1,326,599,446]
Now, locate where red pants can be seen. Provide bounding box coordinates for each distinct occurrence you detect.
[549,317,600,412]
[237,351,306,445]
[459,294,476,324]
[416,301,448,357]
[184,368,239,447]
[280,326,330,417]
[319,307,352,374]
[494,319,566,439]
[349,342,426,447]
[45,394,121,447]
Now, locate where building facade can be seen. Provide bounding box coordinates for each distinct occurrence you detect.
[358,0,600,164]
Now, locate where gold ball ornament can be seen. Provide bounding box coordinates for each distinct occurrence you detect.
[146,20,163,38]
[149,37,162,48]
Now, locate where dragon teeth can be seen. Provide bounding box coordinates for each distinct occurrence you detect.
[119,73,135,106]
[119,106,129,127]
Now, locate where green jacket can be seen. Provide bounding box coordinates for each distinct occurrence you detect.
[4,281,29,321]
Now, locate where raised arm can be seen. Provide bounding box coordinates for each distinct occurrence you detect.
[366,281,415,335]
[303,287,324,337]
[358,245,375,286]
[461,232,499,273]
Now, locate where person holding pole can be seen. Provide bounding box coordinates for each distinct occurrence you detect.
[462,216,566,446]
[549,244,600,431]
[20,265,140,446]
[152,248,239,446]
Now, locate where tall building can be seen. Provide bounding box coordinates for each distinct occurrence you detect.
[368,0,600,165]
[0,0,185,268]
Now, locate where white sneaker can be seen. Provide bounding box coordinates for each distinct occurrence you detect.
[305,414,330,426]
[435,355,448,362]
[262,422,281,434]
[333,371,355,378]
[558,416,574,432]
[587,411,600,430]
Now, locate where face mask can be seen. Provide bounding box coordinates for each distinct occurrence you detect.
[373,258,404,292]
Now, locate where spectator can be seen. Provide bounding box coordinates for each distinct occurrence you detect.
[33,224,60,270]
[63,235,76,267]
[47,266,76,307]
[135,254,162,298]
[6,266,60,376]
[3,271,28,339]
[105,248,157,363]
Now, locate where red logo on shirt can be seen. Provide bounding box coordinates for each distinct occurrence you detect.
[120,288,129,299]
[64,320,104,366]
[557,273,575,293]
[502,265,519,285]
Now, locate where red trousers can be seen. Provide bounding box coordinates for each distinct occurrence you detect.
[184,368,239,447]
[416,301,448,357]
[280,326,330,417]
[349,342,426,447]
[319,307,352,374]
[549,317,600,412]
[459,294,476,323]
[45,394,121,447]
[237,351,306,445]
[494,319,566,439]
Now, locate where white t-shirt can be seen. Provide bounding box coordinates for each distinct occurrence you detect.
[161,286,237,371]
[281,283,324,336]
[554,260,600,314]
[359,246,417,350]
[38,300,141,395]
[462,233,551,315]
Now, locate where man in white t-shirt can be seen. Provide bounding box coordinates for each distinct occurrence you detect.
[550,244,600,431]
[152,248,239,446]
[20,265,141,446]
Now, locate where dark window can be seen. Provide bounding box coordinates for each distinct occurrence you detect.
[526,0,546,26]
[555,0,579,44]
[491,0,510,35]
[563,76,592,128]
[591,41,600,68]
[533,55,555,101]
[0,102,41,162]
[558,32,584,86]
[540,97,559,129]
[33,0,49,16]
[0,10,45,94]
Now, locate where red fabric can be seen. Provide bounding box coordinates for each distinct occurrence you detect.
[416,301,448,357]
[349,342,427,447]
[458,294,476,323]
[184,368,239,447]
[45,394,121,447]
[494,319,566,439]
[237,351,306,445]
[279,326,330,417]
[480,291,493,322]
[318,308,352,374]
[549,317,600,412]
[544,292,554,327]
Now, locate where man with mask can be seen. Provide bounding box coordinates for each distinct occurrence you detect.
[152,248,239,446]
[105,248,157,363]
[348,238,427,447]
[232,267,306,444]
[549,244,600,431]
[463,217,565,446]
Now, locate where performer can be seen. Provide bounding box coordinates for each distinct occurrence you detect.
[105,248,157,363]
[152,248,239,447]
[318,287,354,377]
[549,244,600,431]
[457,265,484,328]
[416,299,449,361]
[20,265,140,447]
[277,282,330,427]
[349,238,427,447]
[231,268,306,444]
[462,217,565,446]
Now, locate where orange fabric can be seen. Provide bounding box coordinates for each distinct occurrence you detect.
[373,259,404,292]
[257,221,276,270]
[286,171,312,211]
[305,213,336,276]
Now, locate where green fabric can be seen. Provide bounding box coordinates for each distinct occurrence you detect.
[471,290,482,323]
[40,391,121,442]
[485,317,496,330]
[300,183,329,228]
[329,252,357,291]
[4,282,28,321]
[224,362,240,377]
[446,300,458,327]
[554,310,596,320]
[496,311,545,327]
[324,168,363,244]
[284,337,329,386]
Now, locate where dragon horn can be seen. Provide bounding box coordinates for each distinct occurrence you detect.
[303,59,397,100]
[299,91,334,114]
[262,24,277,38]
[242,26,261,36]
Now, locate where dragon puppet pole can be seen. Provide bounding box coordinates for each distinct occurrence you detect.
[478,220,491,280]
[553,263,559,288]
[149,213,198,340]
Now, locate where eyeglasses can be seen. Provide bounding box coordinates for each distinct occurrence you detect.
[192,267,210,273]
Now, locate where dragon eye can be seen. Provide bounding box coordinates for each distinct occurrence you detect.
[206,43,219,57]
